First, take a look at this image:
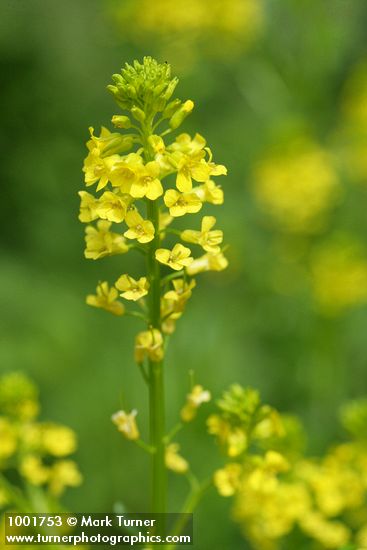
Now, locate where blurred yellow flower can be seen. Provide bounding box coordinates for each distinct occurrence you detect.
[165,443,189,474]
[186,250,228,275]
[135,329,164,363]
[155,243,193,271]
[86,281,125,316]
[85,220,129,260]
[20,455,49,485]
[78,191,99,223]
[181,384,211,422]
[254,142,340,233]
[310,239,367,315]
[214,463,242,497]
[41,424,77,457]
[49,460,82,497]
[112,409,140,440]
[0,418,17,459]
[115,274,149,301]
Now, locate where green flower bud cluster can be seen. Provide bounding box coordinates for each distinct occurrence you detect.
[107,56,179,115]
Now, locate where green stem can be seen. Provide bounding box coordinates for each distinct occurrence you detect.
[142,118,166,515]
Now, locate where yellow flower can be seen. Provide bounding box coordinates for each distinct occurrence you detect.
[124,209,155,243]
[164,189,202,217]
[87,126,133,156]
[254,142,339,233]
[299,512,350,549]
[186,250,228,275]
[180,384,211,422]
[214,463,242,497]
[115,274,149,301]
[181,215,223,253]
[155,243,193,271]
[165,443,189,474]
[84,220,129,260]
[310,240,367,315]
[135,329,164,363]
[109,153,143,192]
[83,151,119,192]
[167,133,226,192]
[49,460,82,497]
[0,372,39,421]
[0,418,17,459]
[41,424,77,457]
[207,414,247,457]
[78,191,99,223]
[130,161,163,200]
[86,281,125,316]
[193,180,224,205]
[163,278,196,320]
[96,191,128,223]
[20,455,50,485]
[111,409,140,440]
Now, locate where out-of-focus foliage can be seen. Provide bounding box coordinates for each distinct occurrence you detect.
[2,0,367,548]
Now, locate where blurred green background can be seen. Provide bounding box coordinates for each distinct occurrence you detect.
[1,0,367,547]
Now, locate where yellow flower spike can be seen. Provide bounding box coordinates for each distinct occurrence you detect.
[124,209,155,243]
[115,274,150,301]
[85,220,129,260]
[193,180,224,205]
[41,424,77,457]
[78,191,99,223]
[20,455,50,485]
[0,418,17,459]
[130,161,163,200]
[164,189,202,217]
[86,281,125,316]
[135,329,164,363]
[83,151,120,191]
[112,409,140,440]
[186,250,228,275]
[49,460,82,497]
[181,215,223,254]
[96,191,128,223]
[165,443,189,474]
[214,463,242,497]
[155,243,193,271]
[180,384,211,422]
[87,126,133,156]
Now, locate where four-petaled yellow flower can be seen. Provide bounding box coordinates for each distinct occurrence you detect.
[84,221,129,260]
[86,282,125,316]
[130,161,163,200]
[187,250,228,275]
[181,216,223,253]
[78,191,99,223]
[135,329,164,363]
[163,279,196,319]
[112,409,140,440]
[165,443,189,474]
[97,191,129,223]
[124,209,155,243]
[83,152,119,192]
[155,243,193,271]
[193,180,224,205]
[115,274,149,301]
[164,189,202,217]
[181,384,211,422]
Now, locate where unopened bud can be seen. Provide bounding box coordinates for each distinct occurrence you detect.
[131,106,146,123]
[169,100,194,130]
[111,115,132,129]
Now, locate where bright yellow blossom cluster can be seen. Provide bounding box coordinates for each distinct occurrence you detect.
[253,141,340,234]
[80,57,227,362]
[110,0,264,67]
[212,389,367,550]
[0,372,82,514]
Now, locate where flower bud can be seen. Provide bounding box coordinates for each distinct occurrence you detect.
[111,115,132,129]
[131,105,146,123]
[162,99,181,119]
[169,100,194,130]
